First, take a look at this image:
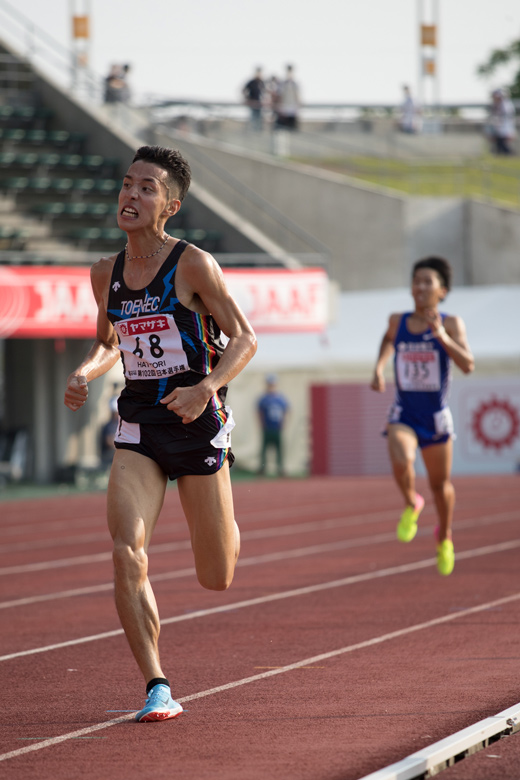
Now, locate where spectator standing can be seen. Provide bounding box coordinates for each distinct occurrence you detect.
[399,85,421,133]
[489,88,516,154]
[266,75,281,126]
[104,64,131,104]
[257,374,289,476]
[276,65,301,130]
[119,64,132,103]
[243,67,265,130]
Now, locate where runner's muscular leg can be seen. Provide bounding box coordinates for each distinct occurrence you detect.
[421,439,454,543]
[107,448,168,683]
[386,424,419,507]
[177,460,239,591]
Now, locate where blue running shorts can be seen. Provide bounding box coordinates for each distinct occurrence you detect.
[384,402,454,450]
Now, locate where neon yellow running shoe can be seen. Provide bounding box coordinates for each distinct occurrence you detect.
[437,538,455,576]
[396,494,425,543]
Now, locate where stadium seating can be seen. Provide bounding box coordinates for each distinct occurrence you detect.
[0,105,52,127]
[65,227,126,249]
[0,152,118,176]
[0,95,222,256]
[0,127,86,149]
[0,226,28,250]
[30,202,118,219]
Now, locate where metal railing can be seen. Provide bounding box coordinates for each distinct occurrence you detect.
[0,0,102,101]
[156,125,331,266]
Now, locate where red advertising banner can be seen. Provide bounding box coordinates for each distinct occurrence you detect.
[0,265,329,338]
[224,268,329,334]
[0,266,96,338]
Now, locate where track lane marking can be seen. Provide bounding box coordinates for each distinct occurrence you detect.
[0,497,385,535]
[1,484,516,534]
[0,507,518,578]
[1,589,520,764]
[2,538,520,662]
[1,511,519,610]
[0,508,400,561]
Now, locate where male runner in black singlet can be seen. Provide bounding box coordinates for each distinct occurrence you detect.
[64,145,257,721]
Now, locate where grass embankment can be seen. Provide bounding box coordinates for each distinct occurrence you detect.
[295,155,520,208]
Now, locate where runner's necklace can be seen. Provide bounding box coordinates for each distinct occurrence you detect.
[125,235,169,260]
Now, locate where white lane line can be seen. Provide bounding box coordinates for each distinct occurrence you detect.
[0,526,397,609]
[2,539,520,662]
[0,508,399,563]
[1,507,518,578]
[0,531,113,554]
[1,489,516,544]
[1,515,105,538]
[1,519,520,612]
[0,715,134,762]
[0,510,405,576]
[1,590,520,764]
[0,528,398,610]
[0,497,367,537]
[0,551,114,575]
[358,702,520,780]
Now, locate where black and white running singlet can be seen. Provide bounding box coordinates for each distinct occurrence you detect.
[106,240,227,424]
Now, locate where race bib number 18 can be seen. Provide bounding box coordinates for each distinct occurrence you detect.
[117,314,189,380]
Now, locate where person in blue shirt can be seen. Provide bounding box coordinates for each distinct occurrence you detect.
[371,257,474,576]
[257,374,289,477]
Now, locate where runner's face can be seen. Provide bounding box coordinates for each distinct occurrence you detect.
[412,268,446,308]
[117,160,172,232]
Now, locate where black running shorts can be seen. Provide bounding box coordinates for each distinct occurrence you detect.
[113,406,235,480]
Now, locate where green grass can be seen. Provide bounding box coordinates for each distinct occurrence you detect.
[294,155,520,208]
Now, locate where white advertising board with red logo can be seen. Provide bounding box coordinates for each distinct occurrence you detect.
[451,377,520,474]
[310,378,520,478]
[0,265,329,337]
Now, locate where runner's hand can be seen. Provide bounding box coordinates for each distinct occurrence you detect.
[160,384,210,424]
[64,375,88,411]
[424,308,443,335]
[370,371,385,393]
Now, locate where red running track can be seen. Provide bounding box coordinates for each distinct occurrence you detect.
[0,474,519,780]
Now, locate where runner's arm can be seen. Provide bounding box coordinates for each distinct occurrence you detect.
[370,313,400,393]
[161,251,257,422]
[64,259,121,411]
[431,313,474,374]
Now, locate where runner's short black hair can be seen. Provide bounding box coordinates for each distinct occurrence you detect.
[132,145,191,201]
[412,256,452,291]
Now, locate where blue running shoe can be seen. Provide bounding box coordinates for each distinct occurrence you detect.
[135,684,183,723]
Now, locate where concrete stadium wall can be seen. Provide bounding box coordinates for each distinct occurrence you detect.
[160,132,520,292]
[201,123,487,161]
[467,200,520,285]
[156,131,409,290]
[404,198,468,286]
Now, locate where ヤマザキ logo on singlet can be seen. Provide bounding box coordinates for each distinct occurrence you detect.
[119,317,169,337]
